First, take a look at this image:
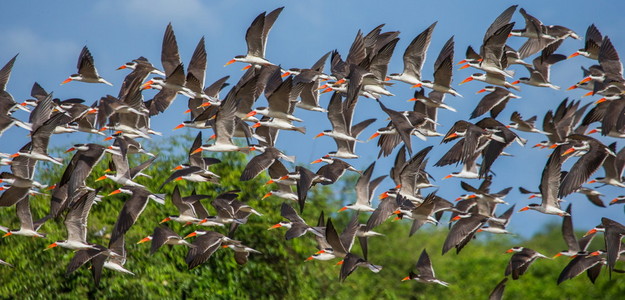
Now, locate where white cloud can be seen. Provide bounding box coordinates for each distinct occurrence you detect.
[0,28,79,67]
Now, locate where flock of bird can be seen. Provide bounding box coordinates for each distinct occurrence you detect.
[1,5,625,298]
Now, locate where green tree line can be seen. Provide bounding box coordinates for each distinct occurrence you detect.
[0,135,623,299]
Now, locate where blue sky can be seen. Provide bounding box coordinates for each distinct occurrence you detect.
[1,0,625,238]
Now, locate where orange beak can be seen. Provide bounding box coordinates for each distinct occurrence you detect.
[411,83,422,88]
[268,224,282,230]
[173,124,185,130]
[337,207,348,212]
[44,242,58,249]
[65,147,76,153]
[378,192,389,199]
[444,133,458,140]
[611,198,620,204]
[316,84,328,91]
[310,159,323,164]
[401,276,411,281]
[553,253,563,258]
[281,72,291,78]
[305,256,314,261]
[476,88,487,94]
[583,228,597,237]
[191,148,203,155]
[9,153,19,158]
[261,192,272,200]
[107,189,121,196]
[160,217,171,224]
[184,232,197,239]
[407,98,417,102]
[368,132,380,141]
[511,80,520,85]
[137,237,151,244]
[95,175,108,182]
[579,76,592,84]
[459,77,473,85]
[265,180,274,185]
[335,78,346,85]
[518,206,530,212]
[314,133,324,139]
[224,59,236,67]
[456,59,467,65]
[2,232,12,238]
[61,78,72,85]
[242,65,251,71]
[582,91,594,97]
[566,85,578,90]
[459,64,471,70]
[252,123,262,128]
[561,148,576,156]
[505,249,514,253]
[594,98,607,105]
[567,52,580,59]
[442,175,453,180]
[116,65,127,70]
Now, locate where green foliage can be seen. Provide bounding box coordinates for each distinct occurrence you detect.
[1,135,624,299]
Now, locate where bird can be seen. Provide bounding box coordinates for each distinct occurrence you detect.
[505,246,550,280]
[418,36,462,97]
[1,197,45,238]
[108,186,165,239]
[553,204,597,258]
[185,231,232,270]
[268,203,324,240]
[338,162,385,212]
[137,225,196,254]
[225,7,284,67]
[46,189,99,251]
[402,249,449,287]
[240,145,294,181]
[568,24,603,60]
[61,46,112,86]
[518,145,569,216]
[386,22,437,87]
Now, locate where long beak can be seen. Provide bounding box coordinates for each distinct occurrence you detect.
[60,78,72,85]
[137,237,151,244]
[268,224,282,230]
[310,159,322,164]
[459,77,473,85]
[367,132,380,141]
[561,148,576,156]
[107,189,121,196]
[518,206,530,212]
[567,52,580,59]
[184,232,197,239]
[224,59,236,67]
